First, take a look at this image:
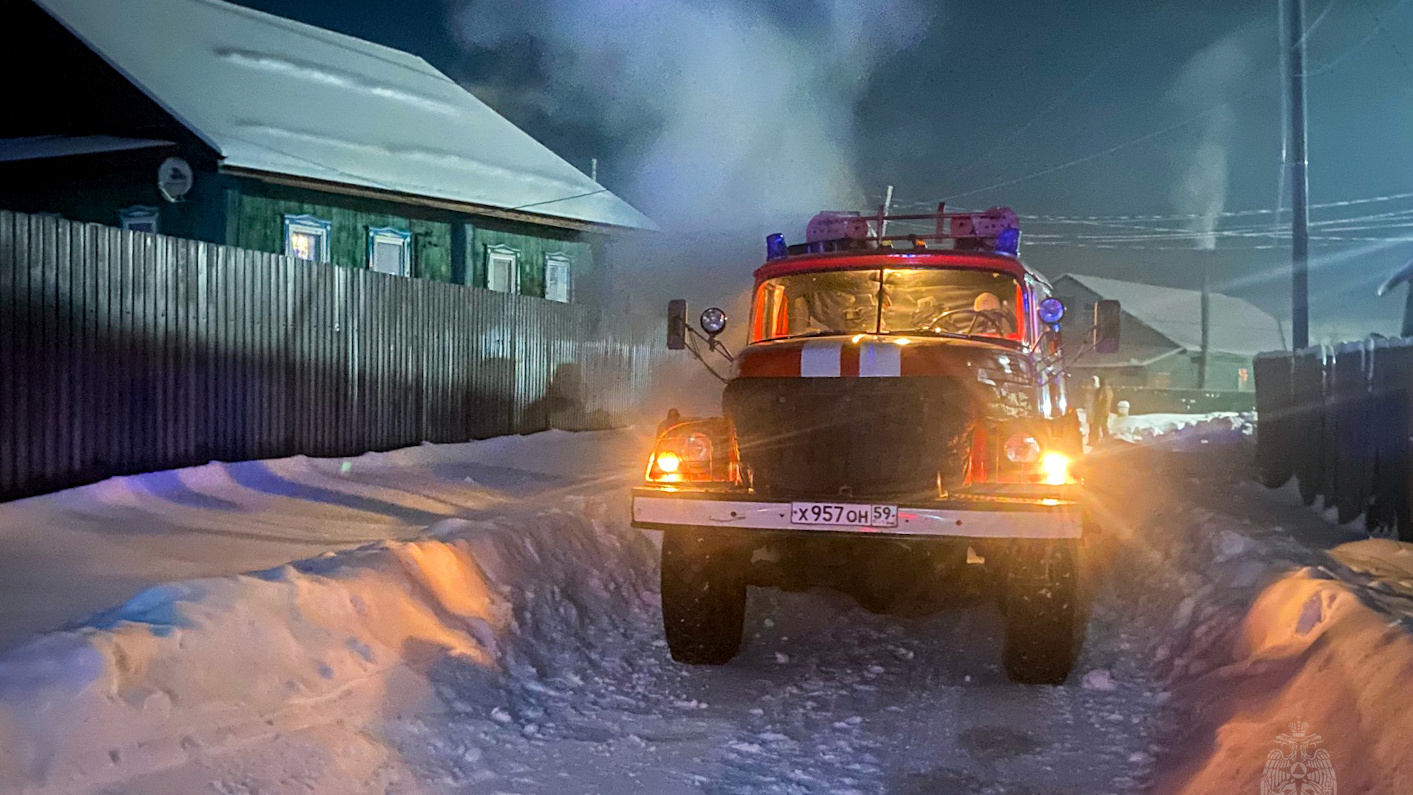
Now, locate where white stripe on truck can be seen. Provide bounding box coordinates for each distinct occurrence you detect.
[800,341,842,377]
[859,342,901,377]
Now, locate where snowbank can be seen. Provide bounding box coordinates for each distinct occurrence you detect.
[0,497,659,793]
[1109,411,1254,449]
[1096,451,1413,794]
[0,428,649,649]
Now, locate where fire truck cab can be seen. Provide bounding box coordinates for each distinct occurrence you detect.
[632,205,1119,684]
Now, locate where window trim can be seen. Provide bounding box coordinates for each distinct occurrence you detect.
[485,243,520,294]
[119,205,160,234]
[367,226,412,276]
[542,251,573,302]
[283,214,331,262]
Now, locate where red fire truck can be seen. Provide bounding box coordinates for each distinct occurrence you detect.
[632,205,1120,684]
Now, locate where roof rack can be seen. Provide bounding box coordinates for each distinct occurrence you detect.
[767,203,1022,260]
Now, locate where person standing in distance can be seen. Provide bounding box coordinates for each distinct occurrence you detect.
[1088,376,1114,445]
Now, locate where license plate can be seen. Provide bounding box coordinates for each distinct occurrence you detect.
[790,502,899,528]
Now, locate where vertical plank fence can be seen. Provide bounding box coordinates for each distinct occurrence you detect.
[1254,338,1413,540]
[0,210,670,502]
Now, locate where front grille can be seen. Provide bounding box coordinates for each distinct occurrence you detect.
[723,377,974,500]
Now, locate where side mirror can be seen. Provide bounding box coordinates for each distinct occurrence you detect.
[700,307,727,338]
[1094,299,1121,354]
[667,299,688,350]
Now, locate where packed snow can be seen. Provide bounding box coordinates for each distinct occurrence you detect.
[0,414,1411,793]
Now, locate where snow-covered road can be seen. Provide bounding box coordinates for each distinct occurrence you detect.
[3,414,1413,793]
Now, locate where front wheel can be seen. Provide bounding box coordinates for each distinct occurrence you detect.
[660,528,748,665]
[1001,540,1085,685]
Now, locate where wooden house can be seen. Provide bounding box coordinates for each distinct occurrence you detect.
[1053,273,1287,393]
[1,0,654,303]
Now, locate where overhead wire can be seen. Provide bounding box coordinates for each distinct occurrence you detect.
[942,0,1179,186]
[938,77,1279,203]
[1353,0,1413,78]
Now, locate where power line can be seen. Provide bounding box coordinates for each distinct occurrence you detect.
[940,77,1278,203]
[1306,0,1413,75]
[1354,0,1413,79]
[511,188,609,211]
[944,0,1179,186]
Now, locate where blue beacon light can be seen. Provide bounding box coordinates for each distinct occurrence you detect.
[995,227,1021,256]
[766,233,788,260]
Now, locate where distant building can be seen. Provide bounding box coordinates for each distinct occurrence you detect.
[1,0,653,303]
[1052,274,1287,393]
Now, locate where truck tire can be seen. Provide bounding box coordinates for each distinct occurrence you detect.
[1001,540,1084,685]
[660,528,748,665]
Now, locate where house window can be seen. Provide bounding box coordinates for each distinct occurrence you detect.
[368,227,412,276]
[119,205,159,234]
[485,244,519,293]
[283,214,331,262]
[543,253,573,302]
[1150,371,1172,389]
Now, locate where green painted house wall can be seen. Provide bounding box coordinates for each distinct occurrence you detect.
[466,220,593,299]
[227,179,599,299]
[229,183,454,283]
[0,161,609,301]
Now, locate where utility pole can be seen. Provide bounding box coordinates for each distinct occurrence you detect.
[1285,0,1311,349]
[1199,255,1211,390]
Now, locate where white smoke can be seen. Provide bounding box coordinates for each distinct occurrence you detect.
[447,0,931,234]
[1169,34,1250,250]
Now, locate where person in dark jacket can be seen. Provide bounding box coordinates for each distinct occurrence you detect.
[1088,376,1115,445]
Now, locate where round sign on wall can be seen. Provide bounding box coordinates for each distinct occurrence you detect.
[158,157,194,202]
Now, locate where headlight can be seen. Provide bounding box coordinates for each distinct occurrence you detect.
[1004,434,1041,463]
[646,419,738,484]
[1040,452,1072,485]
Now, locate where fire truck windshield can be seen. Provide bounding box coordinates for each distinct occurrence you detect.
[750,268,1024,343]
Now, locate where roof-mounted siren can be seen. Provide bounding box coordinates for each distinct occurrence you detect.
[951,206,1021,255]
[805,211,871,252]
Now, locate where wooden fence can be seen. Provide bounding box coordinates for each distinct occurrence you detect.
[1254,339,1413,540]
[0,210,670,501]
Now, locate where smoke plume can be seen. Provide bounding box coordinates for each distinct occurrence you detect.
[447,0,930,250]
[1169,34,1250,250]
[447,0,931,415]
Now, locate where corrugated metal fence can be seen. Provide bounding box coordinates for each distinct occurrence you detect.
[0,209,670,501]
[1254,338,1413,540]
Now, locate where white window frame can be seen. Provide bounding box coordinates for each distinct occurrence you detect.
[543,252,573,303]
[485,244,519,294]
[367,226,412,276]
[283,214,331,262]
[119,205,160,234]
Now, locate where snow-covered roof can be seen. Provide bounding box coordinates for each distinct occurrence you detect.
[0,135,175,163]
[33,0,655,232]
[1057,273,1287,356]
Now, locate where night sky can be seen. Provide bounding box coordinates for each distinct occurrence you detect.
[231,0,1413,340]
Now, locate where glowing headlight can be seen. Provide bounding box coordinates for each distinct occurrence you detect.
[1040,452,1072,485]
[655,451,681,473]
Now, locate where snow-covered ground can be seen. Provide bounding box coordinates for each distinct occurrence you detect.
[1,414,1411,793]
